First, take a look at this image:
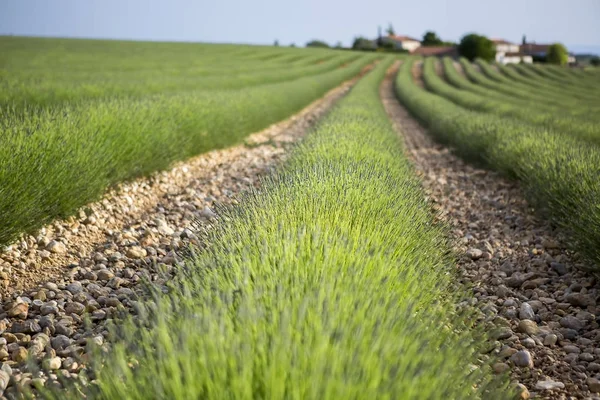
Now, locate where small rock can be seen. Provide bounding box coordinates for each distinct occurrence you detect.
[97,270,115,281]
[588,362,600,372]
[0,370,9,394]
[64,302,85,315]
[580,352,594,362]
[126,247,147,259]
[54,324,74,337]
[542,238,560,249]
[493,327,513,340]
[560,316,584,331]
[562,345,581,354]
[66,281,83,295]
[11,347,28,363]
[498,347,518,358]
[516,383,530,399]
[46,241,66,254]
[519,303,535,320]
[466,248,483,260]
[510,350,533,368]
[200,206,217,219]
[492,362,510,374]
[522,338,536,348]
[51,335,72,351]
[7,302,28,319]
[543,334,558,346]
[550,262,568,276]
[11,320,41,334]
[517,320,539,335]
[535,380,565,390]
[43,357,62,370]
[566,293,591,307]
[157,224,174,236]
[588,378,600,393]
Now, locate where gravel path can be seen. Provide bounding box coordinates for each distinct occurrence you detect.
[383,64,600,399]
[0,71,366,398]
[453,60,467,77]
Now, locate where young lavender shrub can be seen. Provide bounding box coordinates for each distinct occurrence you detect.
[39,59,509,399]
[420,57,600,145]
[396,58,600,267]
[0,44,376,247]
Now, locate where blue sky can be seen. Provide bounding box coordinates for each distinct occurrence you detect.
[1,0,599,54]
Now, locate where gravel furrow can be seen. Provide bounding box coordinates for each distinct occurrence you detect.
[0,71,367,398]
[453,60,467,77]
[382,65,600,399]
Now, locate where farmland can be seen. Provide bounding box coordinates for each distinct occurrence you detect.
[0,36,600,399]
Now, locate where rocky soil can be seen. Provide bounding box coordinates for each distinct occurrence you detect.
[383,63,600,399]
[0,73,363,398]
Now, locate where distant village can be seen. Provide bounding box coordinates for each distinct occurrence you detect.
[298,26,597,66]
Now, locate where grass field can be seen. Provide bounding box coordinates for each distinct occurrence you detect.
[2,36,600,398]
[399,57,600,266]
[40,59,509,400]
[0,37,376,246]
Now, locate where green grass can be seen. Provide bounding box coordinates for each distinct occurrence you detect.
[0,37,376,247]
[41,59,508,400]
[422,58,600,145]
[396,58,600,266]
[0,37,370,108]
[461,59,598,117]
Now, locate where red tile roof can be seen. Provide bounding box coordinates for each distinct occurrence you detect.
[387,35,420,42]
[521,43,551,54]
[491,39,515,45]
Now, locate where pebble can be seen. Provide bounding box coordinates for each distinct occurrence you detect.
[43,357,62,370]
[7,302,28,319]
[562,345,581,354]
[12,347,28,362]
[560,316,584,331]
[200,206,217,219]
[65,302,86,315]
[535,380,565,390]
[550,262,568,276]
[543,334,557,346]
[0,370,8,395]
[126,247,147,259]
[466,248,483,260]
[519,303,535,320]
[517,320,539,335]
[588,378,600,393]
[46,240,67,254]
[565,292,591,307]
[66,282,83,295]
[492,362,509,374]
[510,350,533,368]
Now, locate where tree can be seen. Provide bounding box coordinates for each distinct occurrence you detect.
[335,41,343,49]
[522,35,527,45]
[273,39,279,47]
[352,37,376,51]
[591,57,600,67]
[422,31,443,46]
[386,23,395,36]
[546,43,569,65]
[457,33,495,62]
[306,40,329,48]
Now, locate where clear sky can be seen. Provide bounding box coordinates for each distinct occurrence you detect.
[1,0,599,54]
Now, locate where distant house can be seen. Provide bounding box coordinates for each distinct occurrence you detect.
[380,35,422,52]
[412,46,457,58]
[492,39,533,64]
[521,43,576,64]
